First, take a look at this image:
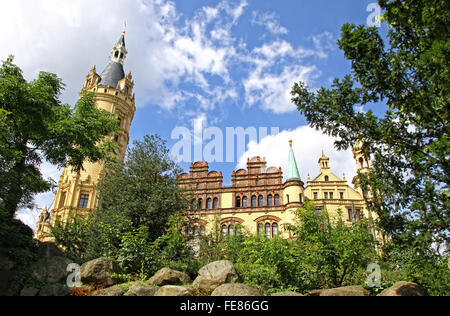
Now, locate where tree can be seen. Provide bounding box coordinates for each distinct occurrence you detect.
[0,56,119,217]
[96,134,190,242]
[291,0,449,254]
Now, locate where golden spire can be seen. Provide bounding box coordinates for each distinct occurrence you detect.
[289,140,293,148]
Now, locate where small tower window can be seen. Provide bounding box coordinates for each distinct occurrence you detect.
[114,51,119,58]
[213,198,219,209]
[120,53,124,59]
[251,195,257,207]
[325,175,329,182]
[274,194,280,206]
[258,195,263,207]
[236,196,241,208]
[267,195,273,206]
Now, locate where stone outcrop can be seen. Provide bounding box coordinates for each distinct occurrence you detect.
[31,256,71,284]
[124,283,159,296]
[211,283,262,296]
[193,275,222,293]
[94,285,127,297]
[378,282,428,296]
[81,257,121,286]
[20,287,40,296]
[154,285,194,296]
[318,285,370,296]
[271,291,303,296]
[148,267,192,286]
[196,260,239,284]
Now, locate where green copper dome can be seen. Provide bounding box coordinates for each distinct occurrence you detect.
[286,140,301,182]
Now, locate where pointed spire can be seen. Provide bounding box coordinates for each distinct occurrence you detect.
[286,140,301,182]
[99,29,128,88]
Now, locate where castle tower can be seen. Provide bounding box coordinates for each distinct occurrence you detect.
[283,140,304,209]
[35,29,136,242]
[352,140,372,200]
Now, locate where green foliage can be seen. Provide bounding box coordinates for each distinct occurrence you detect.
[0,56,119,217]
[291,0,449,253]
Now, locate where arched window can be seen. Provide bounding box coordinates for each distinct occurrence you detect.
[193,226,199,236]
[274,194,280,206]
[114,51,119,58]
[251,195,257,207]
[207,198,212,209]
[213,198,219,209]
[222,225,227,237]
[120,53,124,59]
[198,199,203,209]
[242,196,247,207]
[267,195,273,206]
[265,223,271,239]
[272,223,278,237]
[258,223,263,236]
[192,200,197,210]
[228,225,234,236]
[325,175,329,182]
[258,195,263,207]
[236,196,241,208]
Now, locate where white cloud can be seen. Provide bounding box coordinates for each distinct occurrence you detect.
[251,11,288,35]
[237,125,357,186]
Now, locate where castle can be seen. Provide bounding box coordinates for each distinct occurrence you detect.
[35,31,375,242]
[35,30,136,242]
[178,140,374,238]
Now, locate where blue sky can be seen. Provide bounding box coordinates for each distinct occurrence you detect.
[0,0,388,229]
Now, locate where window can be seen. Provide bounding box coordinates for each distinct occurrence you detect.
[207,198,212,210]
[265,223,271,239]
[200,226,205,236]
[213,198,219,209]
[274,195,280,206]
[120,53,124,59]
[348,209,362,222]
[325,175,329,182]
[258,195,263,207]
[267,195,273,206]
[222,225,227,237]
[242,196,248,207]
[313,192,318,200]
[198,199,203,210]
[78,194,89,209]
[228,225,234,236]
[59,192,66,208]
[114,51,119,58]
[324,192,328,200]
[118,118,122,128]
[258,223,263,236]
[299,194,303,203]
[340,192,344,200]
[193,226,199,236]
[272,223,278,237]
[255,180,258,186]
[236,196,241,208]
[251,195,257,207]
[196,183,200,190]
[329,192,334,199]
[192,200,197,210]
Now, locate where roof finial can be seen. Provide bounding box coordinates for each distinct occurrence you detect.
[289,140,293,148]
[123,21,127,35]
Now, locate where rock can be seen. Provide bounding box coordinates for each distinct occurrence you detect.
[31,256,71,284]
[124,283,159,296]
[20,287,40,296]
[36,242,64,258]
[308,289,324,296]
[94,285,126,297]
[196,260,239,285]
[211,283,262,296]
[0,270,21,296]
[0,252,15,271]
[271,291,303,296]
[154,285,194,296]
[193,275,221,294]
[80,258,121,286]
[319,285,370,296]
[38,284,71,296]
[378,282,428,296]
[148,267,192,286]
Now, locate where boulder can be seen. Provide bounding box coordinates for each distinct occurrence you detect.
[148,267,191,286]
[271,291,304,296]
[94,285,126,296]
[319,285,370,296]
[378,282,428,296]
[211,283,262,296]
[154,285,194,297]
[31,256,71,284]
[193,275,222,294]
[80,258,121,286]
[20,287,40,296]
[124,283,159,296]
[0,270,21,296]
[196,260,239,285]
[38,284,71,297]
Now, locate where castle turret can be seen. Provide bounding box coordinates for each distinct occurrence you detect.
[352,140,372,200]
[283,140,304,207]
[35,29,136,242]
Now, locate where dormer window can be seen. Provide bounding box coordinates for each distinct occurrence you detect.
[115,51,119,58]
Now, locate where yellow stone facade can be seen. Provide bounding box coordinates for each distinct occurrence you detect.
[178,143,376,239]
[35,31,136,242]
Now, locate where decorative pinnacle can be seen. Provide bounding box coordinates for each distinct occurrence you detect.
[123,21,127,35]
[289,140,293,147]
